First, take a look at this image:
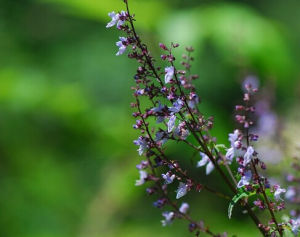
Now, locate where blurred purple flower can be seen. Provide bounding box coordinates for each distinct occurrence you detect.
[135,170,148,186]
[179,202,189,214]
[116,37,127,56]
[197,152,214,175]
[165,66,174,83]
[243,146,254,166]
[237,170,252,188]
[162,172,176,184]
[161,211,174,226]
[168,115,176,133]
[274,186,286,201]
[176,182,188,199]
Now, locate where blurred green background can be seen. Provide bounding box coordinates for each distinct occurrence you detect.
[1,0,300,236]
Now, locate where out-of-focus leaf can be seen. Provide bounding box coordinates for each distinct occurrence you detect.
[36,0,169,30]
[159,4,296,93]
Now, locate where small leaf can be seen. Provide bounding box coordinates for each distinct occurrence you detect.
[215,144,227,152]
[228,192,248,219]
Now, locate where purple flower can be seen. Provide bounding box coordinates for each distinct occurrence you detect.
[169,98,184,113]
[134,136,147,155]
[197,152,214,175]
[161,211,175,226]
[174,122,189,140]
[225,141,243,162]
[116,11,127,28]
[243,146,254,166]
[237,170,252,188]
[151,101,165,123]
[116,37,127,56]
[106,11,119,28]
[285,187,296,201]
[228,129,240,146]
[162,172,176,184]
[188,92,199,109]
[274,186,286,201]
[165,66,174,83]
[225,147,234,161]
[135,170,148,186]
[176,182,188,199]
[155,131,168,146]
[179,202,189,214]
[106,11,126,29]
[136,160,148,170]
[291,218,300,235]
[167,115,176,133]
[152,101,164,113]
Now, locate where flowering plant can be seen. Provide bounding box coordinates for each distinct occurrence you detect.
[107,1,300,236]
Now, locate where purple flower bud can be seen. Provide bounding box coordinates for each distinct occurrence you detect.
[253,199,265,210]
[179,202,189,214]
[159,43,168,50]
[161,54,167,60]
[176,182,188,199]
[235,105,244,111]
[167,115,176,133]
[153,198,167,208]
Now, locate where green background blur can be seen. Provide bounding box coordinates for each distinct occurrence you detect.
[1,0,299,236]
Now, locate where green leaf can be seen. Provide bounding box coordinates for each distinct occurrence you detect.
[228,192,248,219]
[282,229,295,237]
[215,144,227,152]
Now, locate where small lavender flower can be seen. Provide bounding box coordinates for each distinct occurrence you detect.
[152,101,165,123]
[226,130,243,162]
[174,122,189,140]
[274,186,286,201]
[155,131,168,145]
[136,160,148,170]
[106,11,119,28]
[291,218,300,235]
[285,187,296,201]
[116,37,127,56]
[176,182,188,199]
[151,101,164,113]
[167,115,176,133]
[134,136,147,155]
[197,152,214,175]
[243,146,254,166]
[165,66,174,83]
[162,172,176,184]
[188,92,199,109]
[161,211,175,226]
[116,11,127,28]
[237,170,252,188]
[225,147,235,161]
[229,129,240,146]
[179,202,189,214]
[106,11,126,29]
[169,98,184,113]
[135,170,148,186]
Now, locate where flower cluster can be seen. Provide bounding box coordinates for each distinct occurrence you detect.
[107,1,299,236]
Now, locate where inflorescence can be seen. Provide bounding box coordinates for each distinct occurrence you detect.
[106,1,300,236]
